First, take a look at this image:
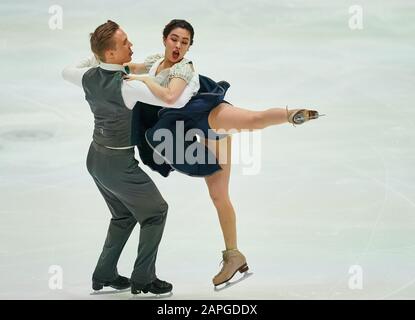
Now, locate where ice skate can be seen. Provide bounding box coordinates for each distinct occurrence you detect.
[286,106,324,126]
[212,249,251,289]
[92,275,131,291]
[131,278,173,295]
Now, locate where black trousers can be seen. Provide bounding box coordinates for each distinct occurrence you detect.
[86,141,168,285]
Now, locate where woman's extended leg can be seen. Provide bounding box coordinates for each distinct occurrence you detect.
[204,136,248,286]
[208,103,319,132]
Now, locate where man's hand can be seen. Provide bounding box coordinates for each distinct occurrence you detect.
[123,62,147,74]
[81,55,100,68]
[123,75,149,83]
[62,55,99,87]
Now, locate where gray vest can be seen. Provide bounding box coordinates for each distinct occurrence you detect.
[82,67,132,147]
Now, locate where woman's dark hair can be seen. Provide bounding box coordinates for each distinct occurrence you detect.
[163,19,194,45]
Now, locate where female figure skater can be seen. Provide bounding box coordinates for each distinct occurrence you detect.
[125,19,321,287]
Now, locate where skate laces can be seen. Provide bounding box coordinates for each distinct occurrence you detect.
[218,249,237,267]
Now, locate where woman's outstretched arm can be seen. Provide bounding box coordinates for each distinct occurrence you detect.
[124,75,188,104]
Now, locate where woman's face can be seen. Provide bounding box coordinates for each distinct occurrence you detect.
[163,27,191,63]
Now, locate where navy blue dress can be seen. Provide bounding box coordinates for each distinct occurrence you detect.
[131,74,231,178]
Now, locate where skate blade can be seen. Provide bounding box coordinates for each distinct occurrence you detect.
[213,271,253,292]
[308,112,326,120]
[129,292,173,300]
[90,288,131,295]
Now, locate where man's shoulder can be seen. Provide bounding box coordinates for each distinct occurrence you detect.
[83,66,100,77]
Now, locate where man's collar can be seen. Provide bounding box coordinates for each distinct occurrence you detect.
[99,62,126,73]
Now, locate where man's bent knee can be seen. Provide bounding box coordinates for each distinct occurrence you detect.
[143,201,168,226]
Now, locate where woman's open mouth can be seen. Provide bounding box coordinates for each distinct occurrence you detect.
[172,51,180,60]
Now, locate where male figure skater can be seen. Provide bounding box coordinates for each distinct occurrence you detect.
[62,20,193,294]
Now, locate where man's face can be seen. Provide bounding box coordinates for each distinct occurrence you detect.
[105,28,133,64]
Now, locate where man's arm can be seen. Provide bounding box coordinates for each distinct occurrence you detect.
[62,56,99,87]
[62,56,193,109]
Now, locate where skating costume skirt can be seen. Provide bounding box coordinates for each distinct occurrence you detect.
[133,74,231,178]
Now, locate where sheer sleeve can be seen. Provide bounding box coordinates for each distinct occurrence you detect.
[168,61,194,84]
[144,54,164,73]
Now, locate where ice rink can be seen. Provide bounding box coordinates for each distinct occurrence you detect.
[1,0,415,299]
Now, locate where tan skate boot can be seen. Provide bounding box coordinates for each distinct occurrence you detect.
[286,105,323,127]
[212,249,249,286]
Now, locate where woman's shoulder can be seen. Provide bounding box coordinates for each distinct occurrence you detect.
[175,57,193,68]
[169,58,195,80]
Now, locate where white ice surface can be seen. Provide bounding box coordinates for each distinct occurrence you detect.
[1,0,415,299]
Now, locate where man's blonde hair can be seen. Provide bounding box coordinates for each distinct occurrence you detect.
[90,20,119,62]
